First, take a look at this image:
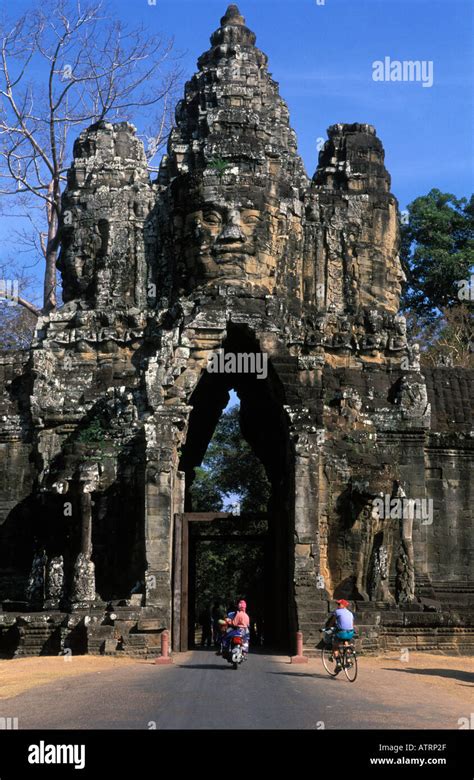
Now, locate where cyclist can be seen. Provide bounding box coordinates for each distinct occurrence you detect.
[325,598,355,672]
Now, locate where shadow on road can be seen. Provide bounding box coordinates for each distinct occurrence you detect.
[190,647,281,656]
[267,671,337,681]
[382,667,474,684]
[176,664,232,670]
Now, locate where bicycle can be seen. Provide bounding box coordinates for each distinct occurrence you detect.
[320,627,358,682]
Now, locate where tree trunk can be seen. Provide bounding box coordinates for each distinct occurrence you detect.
[43,181,60,313]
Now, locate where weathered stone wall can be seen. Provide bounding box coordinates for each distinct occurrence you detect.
[0,352,36,600]
[0,4,472,656]
[0,352,35,519]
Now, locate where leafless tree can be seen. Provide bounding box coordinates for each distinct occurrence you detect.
[407,305,474,368]
[0,0,181,318]
[0,259,38,347]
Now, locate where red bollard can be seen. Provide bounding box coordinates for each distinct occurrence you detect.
[290,631,308,664]
[155,629,173,665]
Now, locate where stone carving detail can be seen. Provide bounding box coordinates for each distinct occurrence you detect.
[398,376,431,421]
[350,486,396,604]
[45,556,65,609]
[71,554,96,606]
[368,544,389,601]
[394,483,416,603]
[26,550,47,607]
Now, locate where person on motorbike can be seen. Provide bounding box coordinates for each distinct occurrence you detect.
[215,605,238,655]
[324,598,355,671]
[212,601,226,645]
[228,600,250,656]
[231,600,250,631]
[215,618,229,655]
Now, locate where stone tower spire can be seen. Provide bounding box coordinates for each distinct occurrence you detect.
[162,3,306,183]
[220,4,246,26]
[59,121,153,309]
[304,123,403,317]
[155,5,308,299]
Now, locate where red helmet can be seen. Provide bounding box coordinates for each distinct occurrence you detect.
[336,599,349,608]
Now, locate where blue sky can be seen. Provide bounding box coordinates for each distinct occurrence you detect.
[121,0,474,204]
[1,0,473,302]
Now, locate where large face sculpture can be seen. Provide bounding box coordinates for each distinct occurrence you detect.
[366,201,406,313]
[387,254,407,305]
[178,189,281,293]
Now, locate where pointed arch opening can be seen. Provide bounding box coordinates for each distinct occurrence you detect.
[174,323,295,650]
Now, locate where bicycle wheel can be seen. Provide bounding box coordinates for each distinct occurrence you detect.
[342,647,358,682]
[321,647,339,677]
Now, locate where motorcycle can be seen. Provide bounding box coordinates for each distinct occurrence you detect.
[221,626,249,670]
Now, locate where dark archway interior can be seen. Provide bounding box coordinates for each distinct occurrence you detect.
[178,324,295,649]
[191,534,267,648]
[91,474,146,602]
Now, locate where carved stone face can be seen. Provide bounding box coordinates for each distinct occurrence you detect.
[180,195,280,292]
[388,255,407,304]
[394,314,407,336]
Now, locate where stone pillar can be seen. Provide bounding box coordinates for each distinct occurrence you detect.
[143,412,182,628]
[144,467,173,621]
[80,491,92,557]
[70,464,99,608]
[288,412,324,642]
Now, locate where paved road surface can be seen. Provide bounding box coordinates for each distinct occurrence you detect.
[1,650,471,730]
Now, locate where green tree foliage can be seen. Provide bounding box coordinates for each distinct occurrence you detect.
[195,539,265,628]
[400,189,474,366]
[401,188,474,321]
[191,467,222,511]
[190,405,271,513]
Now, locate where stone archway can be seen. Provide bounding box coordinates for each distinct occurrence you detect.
[172,324,296,651]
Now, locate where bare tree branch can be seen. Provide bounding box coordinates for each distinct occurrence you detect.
[0,289,40,316]
[0,0,182,320]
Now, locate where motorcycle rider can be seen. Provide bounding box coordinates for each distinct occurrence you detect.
[215,618,228,655]
[231,600,250,631]
[228,599,250,657]
[215,605,237,656]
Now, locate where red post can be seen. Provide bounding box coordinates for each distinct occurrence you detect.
[155,629,173,665]
[290,631,308,664]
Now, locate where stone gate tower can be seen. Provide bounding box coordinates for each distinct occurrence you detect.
[1,5,473,657]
